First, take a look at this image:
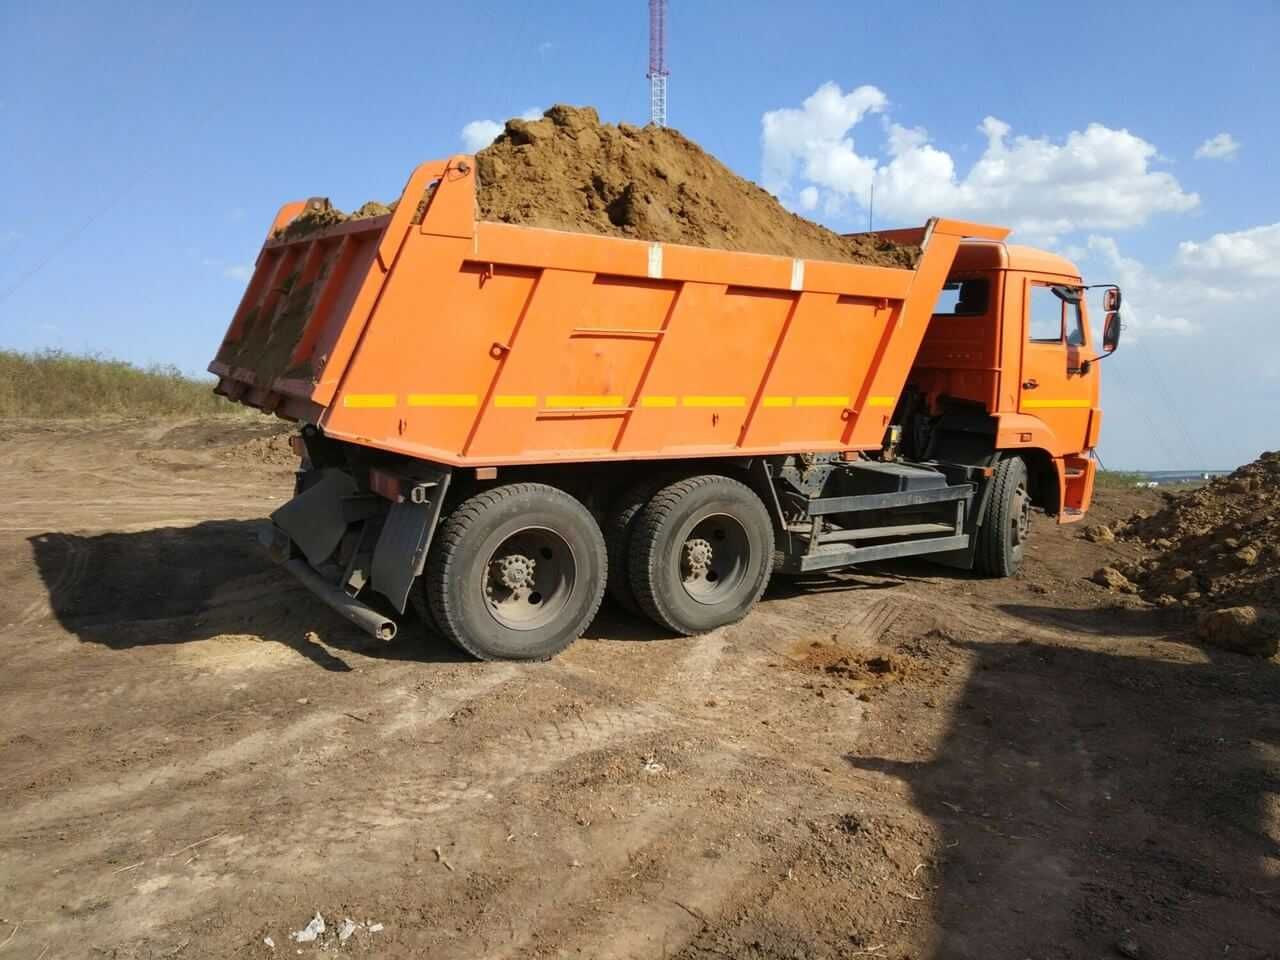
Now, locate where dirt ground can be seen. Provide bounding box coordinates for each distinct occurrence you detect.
[1,418,1277,959]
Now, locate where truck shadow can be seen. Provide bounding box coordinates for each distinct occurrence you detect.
[849,615,1280,957]
[27,519,680,669]
[27,520,472,670]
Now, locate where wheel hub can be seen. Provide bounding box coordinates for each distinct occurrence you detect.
[1011,483,1031,546]
[679,516,750,605]
[683,538,713,575]
[482,528,575,631]
[495,554,535,591]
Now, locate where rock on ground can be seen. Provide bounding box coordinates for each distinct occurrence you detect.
[1197,606,1280,658]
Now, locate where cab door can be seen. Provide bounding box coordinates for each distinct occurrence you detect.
[1018,278,1096,453]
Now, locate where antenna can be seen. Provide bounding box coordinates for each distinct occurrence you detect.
[648,0,669,127]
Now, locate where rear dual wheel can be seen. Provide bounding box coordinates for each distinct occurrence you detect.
[628,475,774,635]
[421,483,607,661]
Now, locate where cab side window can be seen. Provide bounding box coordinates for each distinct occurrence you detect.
[1028,285,1064,341]
[1066,300,1086,346]
[934,278,989,316]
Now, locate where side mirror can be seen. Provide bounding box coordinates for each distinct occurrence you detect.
[1103,311,1122,353]
[1103,288,1121,312]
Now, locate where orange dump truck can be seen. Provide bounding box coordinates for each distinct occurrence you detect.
[210,156,1122,660]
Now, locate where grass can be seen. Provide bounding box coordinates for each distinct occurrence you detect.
[0,349,243,418]
[1095,470,1148,489]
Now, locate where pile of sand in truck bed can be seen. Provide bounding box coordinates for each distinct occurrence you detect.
[275,106,919,268]
[274,200,393,242]
[473,106,918,268]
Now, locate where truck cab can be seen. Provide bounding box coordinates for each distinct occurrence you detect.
[907,240,1116,523]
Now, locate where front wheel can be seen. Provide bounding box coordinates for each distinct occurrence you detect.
[974,456,1030,577]
[423,483,607,660]
[628,475,774,635]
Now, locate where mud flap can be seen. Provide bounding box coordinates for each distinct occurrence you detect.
[270,469,358,568]
[371,469,451,613]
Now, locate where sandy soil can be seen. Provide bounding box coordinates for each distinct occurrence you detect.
[1,418,1276,959]
[475,105,919,269]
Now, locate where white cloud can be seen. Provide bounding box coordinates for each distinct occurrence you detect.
[460,120,504,152]
[1176,222,1280,280]
[223,264,252,282]
[761,83,1199,239]
[797,186,819,211]
[460,107,544,152]
[1082,236,1199,336]
[1194,132,1240,161]
[1076,228,1280,470]
[762,82,886,199]
[1080,223,1280,342]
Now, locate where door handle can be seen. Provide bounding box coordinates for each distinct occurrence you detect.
[1022,379,1039,390]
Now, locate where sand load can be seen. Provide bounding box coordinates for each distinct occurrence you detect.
[472,105,918,268]
[276,106,919,268]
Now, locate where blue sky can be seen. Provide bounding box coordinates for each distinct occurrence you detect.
[2,1,1276,469]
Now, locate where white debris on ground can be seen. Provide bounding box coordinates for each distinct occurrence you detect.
[281,912,385,950]
[290,912,325,943]
[264,935,275,949]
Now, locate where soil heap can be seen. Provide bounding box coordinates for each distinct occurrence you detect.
[272,106,919,267]
[474,106,918,268]
[1113,452,1280,612]
[274,199,393,242]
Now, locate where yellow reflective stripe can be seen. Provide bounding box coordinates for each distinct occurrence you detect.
[796,395,849,408]
[407,393,477,407]
[494,394,537,408]
[682,395,745,407]
[1022,398,1092,409]
[343,393,396,409]
[640,395,677,408]
[866,396,896,408]
[546,394,624,408]
[762,396,794,408]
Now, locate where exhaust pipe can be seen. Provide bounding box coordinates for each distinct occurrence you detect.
[259,525,397,641]
[283,558,398,641]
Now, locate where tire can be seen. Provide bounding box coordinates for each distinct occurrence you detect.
[423,483,607,661]
[603,475,673,616]
[409,577,442,637]
[975,456,1030,577]
[628,475,774,635]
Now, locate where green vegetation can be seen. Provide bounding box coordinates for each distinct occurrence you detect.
[1095,470,1147,489]
[0,349,240,418]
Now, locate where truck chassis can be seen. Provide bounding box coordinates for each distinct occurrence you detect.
[263,426,1023,660]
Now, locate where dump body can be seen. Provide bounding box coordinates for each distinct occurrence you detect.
[210,158,1009,466]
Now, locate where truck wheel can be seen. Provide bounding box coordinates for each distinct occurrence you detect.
[424,483,607,661]
[604,475,671,616]
[975,456,1030,577]
[628,475,774,635]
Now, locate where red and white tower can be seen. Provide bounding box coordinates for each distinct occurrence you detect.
[647,0,669,127]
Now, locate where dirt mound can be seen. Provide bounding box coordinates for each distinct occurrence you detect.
[219,432,298,467]
[1114,452,1280,611]
[268,106,920,266]
[474,105,919,268]
[275,199,393,242]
